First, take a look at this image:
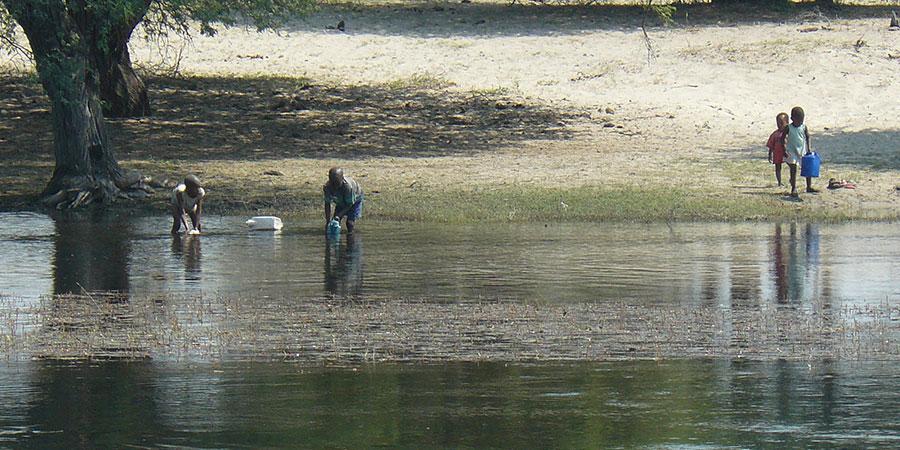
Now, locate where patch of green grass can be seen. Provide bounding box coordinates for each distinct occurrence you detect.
[386,73,450,91]
[357,184,855,223]
[471,85,516,97]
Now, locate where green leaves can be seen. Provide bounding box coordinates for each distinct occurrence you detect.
[144,0,316,39]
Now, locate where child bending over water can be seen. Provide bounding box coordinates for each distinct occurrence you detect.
[171,174,205,234]
[324,167,363,233]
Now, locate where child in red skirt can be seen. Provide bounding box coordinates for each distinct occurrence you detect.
[766,112,789,187]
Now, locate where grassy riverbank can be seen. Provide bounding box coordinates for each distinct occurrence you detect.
[2,2,900,221]
[1,71,898,221]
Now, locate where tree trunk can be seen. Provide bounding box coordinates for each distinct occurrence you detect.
[79,0,153,118]
[96,41,151,118]
[7,0,148,207]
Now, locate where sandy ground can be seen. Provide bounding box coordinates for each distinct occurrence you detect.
[1,1,899,218]
[116,1,900,214]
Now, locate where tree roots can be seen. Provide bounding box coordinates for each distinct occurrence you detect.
[41,173,162,209]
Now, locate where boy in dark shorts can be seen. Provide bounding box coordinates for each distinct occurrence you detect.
[171,174,205,234]
[324,167,363,233]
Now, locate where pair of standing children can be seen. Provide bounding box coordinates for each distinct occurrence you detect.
[766,106,818,198]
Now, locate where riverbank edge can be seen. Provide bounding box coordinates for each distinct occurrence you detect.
[2,175,898,223]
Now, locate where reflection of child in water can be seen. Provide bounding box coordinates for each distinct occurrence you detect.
[171,233,202,276]
[324,233,363,296]
[766,112,789,186]
[171,174,205,234]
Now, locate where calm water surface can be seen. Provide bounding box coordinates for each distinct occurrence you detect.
[2,212,899,447]
[0,212,898,305]
[2,359,900,448]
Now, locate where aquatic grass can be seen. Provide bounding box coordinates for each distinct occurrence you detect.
[2,292,900,362]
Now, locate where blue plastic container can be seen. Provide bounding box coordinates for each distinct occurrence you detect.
[801,152,821,177]
[326,219,341,235]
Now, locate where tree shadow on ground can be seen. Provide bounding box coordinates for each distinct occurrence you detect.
[813,128,900,171]
[284,1,900,38]
[0,74,576,166]
[733,128,900,173]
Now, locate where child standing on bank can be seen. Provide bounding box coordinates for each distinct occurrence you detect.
[782,106,816,197]
[171,174,205,234]
[766,112,789,186]
[324,167,363,233]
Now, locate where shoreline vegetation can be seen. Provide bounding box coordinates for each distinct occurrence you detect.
[4,292,900,362]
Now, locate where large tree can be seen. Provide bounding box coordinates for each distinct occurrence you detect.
[0,0,314,206]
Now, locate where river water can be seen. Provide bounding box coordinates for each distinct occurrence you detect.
[2,359,900,448]
[1,212,897,305]
[1,212,899,447]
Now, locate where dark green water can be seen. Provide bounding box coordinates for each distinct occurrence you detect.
[2,359,900,448]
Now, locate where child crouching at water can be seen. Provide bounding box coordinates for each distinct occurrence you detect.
[324,167,363,233]
[171,174,205,234]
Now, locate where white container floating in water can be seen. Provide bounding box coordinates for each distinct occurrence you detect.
[245,216,283,231]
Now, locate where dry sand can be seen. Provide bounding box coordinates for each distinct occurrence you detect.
[121,1,900,214]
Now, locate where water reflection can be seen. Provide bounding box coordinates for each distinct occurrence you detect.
[51,212,131,295]
[769,223,824,303]
[3,360,900,448]
[20,360,164,448]
[324,233,363,297]
[1,214,898,306]
[171,234,202,279]
[772,223,789,301]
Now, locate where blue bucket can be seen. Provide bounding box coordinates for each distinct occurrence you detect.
[801,152,820,178]
[326,219,341,236]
